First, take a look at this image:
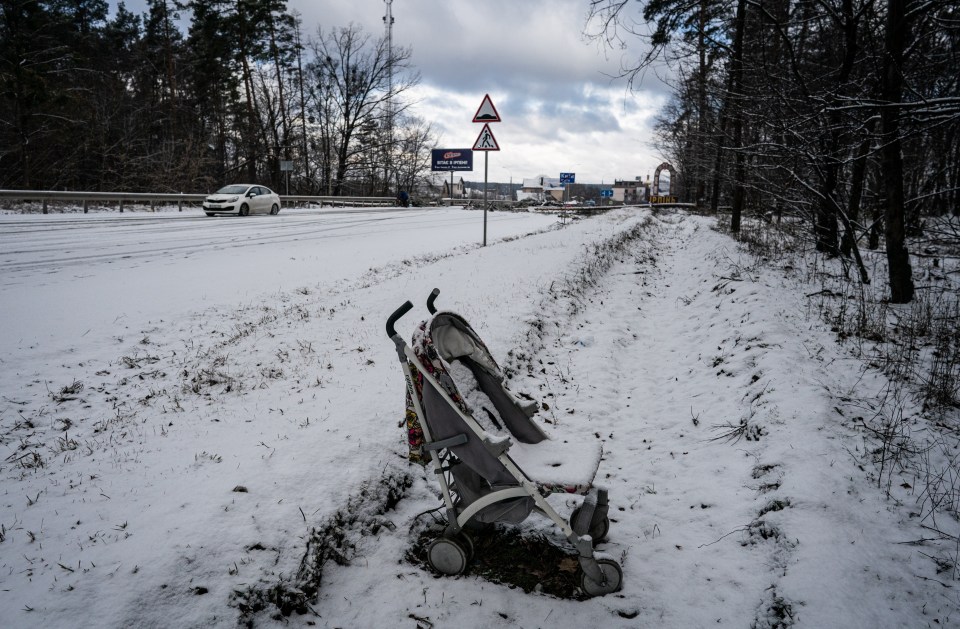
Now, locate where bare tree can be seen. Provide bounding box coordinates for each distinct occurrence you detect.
[306,24,419,196]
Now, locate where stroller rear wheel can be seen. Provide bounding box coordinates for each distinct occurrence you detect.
[579,558,623,597]
[455,532,475,560]
[570,506,610,544]
[427,536,470,575]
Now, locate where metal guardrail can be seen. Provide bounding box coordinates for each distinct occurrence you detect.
[279,195,396,208]
[0,190,397,214]
[649,201,697,209]
[0,189,693,214]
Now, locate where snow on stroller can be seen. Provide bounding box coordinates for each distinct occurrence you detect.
[386,289,623,596]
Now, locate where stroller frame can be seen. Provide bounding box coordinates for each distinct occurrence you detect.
[387,289,622,596]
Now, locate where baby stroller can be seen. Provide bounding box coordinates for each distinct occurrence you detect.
[386,289,623,596]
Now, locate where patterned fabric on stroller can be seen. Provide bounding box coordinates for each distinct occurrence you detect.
[387,289,623,596]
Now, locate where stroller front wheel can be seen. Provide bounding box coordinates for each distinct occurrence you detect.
[579,558,623,597]
[427,536,470,576]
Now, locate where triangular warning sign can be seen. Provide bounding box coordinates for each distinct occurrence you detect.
[473,123,500,151]
[472,94,501,123]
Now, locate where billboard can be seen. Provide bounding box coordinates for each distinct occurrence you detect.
[431,149,474,172]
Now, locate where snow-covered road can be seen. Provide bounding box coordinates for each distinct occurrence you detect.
[0,207,555,365]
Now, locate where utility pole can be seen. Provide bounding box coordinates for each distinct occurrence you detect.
[383,0,395,197]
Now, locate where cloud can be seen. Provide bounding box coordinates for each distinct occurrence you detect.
[112,0,671,183]
[411,80,666,184]
[347,0,670,183]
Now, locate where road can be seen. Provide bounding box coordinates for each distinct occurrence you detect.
[0,207,531,274]
[0,206,556,364]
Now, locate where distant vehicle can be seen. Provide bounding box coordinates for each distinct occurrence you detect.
[584,199,596,207]
[203,184,280,216]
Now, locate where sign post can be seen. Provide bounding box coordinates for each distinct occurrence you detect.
[472,95,501,246]
[280,160,294,195]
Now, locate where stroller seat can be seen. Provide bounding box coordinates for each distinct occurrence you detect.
[387,291,623,596]
[506,438,602,492]
[445,357,602,495]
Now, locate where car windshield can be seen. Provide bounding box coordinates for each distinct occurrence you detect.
[215,185,248,195]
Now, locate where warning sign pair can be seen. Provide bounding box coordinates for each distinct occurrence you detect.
[472,94,500,151]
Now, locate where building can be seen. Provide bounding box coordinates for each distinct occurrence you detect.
[612,177,649,204]
[422,174,466,200]
[517,175,564,203]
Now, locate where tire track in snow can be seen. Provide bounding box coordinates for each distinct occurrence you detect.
[0,210,539,275]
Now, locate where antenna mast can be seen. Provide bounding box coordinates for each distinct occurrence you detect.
[383,0,395,196]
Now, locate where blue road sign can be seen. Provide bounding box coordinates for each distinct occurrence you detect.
[560,172,575,184]
[600,189,614,197]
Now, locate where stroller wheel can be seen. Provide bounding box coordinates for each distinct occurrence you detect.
[570,506,610,544]
[579,558,623,597]
[427,537,469,576]
[455,532,475,560]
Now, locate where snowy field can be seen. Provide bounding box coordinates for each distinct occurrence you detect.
[1,205,957,628]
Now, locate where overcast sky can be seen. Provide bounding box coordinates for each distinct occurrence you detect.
[117,0,669,184]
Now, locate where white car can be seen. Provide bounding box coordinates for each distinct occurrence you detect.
[203,184,281,216]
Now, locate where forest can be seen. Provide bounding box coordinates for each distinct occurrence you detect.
[588,0,959,303]
[0,0,432,196]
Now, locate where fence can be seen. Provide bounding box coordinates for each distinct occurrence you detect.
[0,190,397,214]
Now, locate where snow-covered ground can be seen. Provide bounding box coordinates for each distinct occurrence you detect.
[1,206,957,627]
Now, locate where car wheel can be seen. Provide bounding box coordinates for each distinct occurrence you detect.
[270,204,279,215]
[205,212,214,217]
[239,203,249,216]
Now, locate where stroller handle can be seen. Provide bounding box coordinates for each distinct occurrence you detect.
[386,301,414,338]
[427,288,440,314]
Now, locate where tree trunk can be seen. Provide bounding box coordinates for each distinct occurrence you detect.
[815,167,840,255]
[729,0,747,233]
[240,53,258,182]
[709,120,726,214]
[841,121,875,257]
[880,0,914,303]
[294,20,310,188]
[695,0,708,206]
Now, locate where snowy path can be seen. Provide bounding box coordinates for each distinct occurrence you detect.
[298,213,957,627]
[545,213,957,627]
[552,213,783,626]
[544,213,957,627]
